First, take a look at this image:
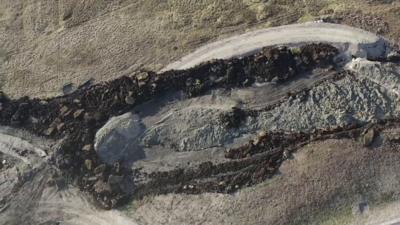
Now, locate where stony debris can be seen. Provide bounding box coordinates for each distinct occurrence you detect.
[94,164,107,175]
[250,75,397,133]
[0,43,389,209]
[62,83,75,95]
[348,58,400,97]
[225,124,362,159]
[132,120,400,197]
[44,127,55,136]
[363,128,376,147]
[84,159,93,171]
[218,107,246,129]
[56,123,65,132]
[82,144,93,152]
[124,96,135,105]
[73,109,85,119]
[94,180,111,195]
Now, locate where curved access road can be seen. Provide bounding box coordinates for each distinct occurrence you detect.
[162,22,388,71]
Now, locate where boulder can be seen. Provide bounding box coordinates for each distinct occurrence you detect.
[82,144,93,152]
[94,112,145,165]
[85,159,93,170]
[56,123,65,131]
[363,128,376,147]
[73,109,85,119]
[59,106,69,116]
[136,72,149,81]
[387,51,400,62]
[124,96,135,105]
[44,127,55,136]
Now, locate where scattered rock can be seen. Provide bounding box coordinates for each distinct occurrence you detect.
[94,164,107,174]
[86,176,98,182]
[282,150,290,160]
[125,96,135,105]
[0,43,357,209]
[50,118,62,128]
[136,72,149,81]
[55,154,72,169]
[59,106,69,115]
[44,127,55,136]
[62,83,75,95]
[94,180,112,194]
[113,162,121,174]
[84,113,94,123]
[57,123,65,131]
[363,128,376,147]
[73,109,85,119]
[138,81,147,88]
[258,131,267,137]
[29,116,39,124]
[85,159,93,170]
[111,199,118,208]
[387,51,400,62]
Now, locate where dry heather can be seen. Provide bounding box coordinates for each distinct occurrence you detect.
[0,0,399,98]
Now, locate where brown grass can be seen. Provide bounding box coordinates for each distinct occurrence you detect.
[0,0,399,98]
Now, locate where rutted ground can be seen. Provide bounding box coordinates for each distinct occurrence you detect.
[130,137,400,225]
[0,23,400,224]
[0,127,139,225]
[0,43,342,210]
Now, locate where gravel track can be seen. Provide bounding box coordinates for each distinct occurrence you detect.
[163,22,387,71]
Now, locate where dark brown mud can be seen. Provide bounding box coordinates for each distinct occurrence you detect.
[0,43,344,209]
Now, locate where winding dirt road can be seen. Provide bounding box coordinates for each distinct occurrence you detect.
[163,22,387,71]
[0,23,397,225]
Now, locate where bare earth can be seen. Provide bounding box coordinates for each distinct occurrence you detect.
[162,22,385,71]
[131,138,400,225]
[1,1,400,225]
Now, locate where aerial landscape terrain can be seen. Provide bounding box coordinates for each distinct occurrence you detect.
[0,0,400,225]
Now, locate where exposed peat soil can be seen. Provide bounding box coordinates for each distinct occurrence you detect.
[2,43,395,209]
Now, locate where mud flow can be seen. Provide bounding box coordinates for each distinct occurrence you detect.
[0,42,400,223]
